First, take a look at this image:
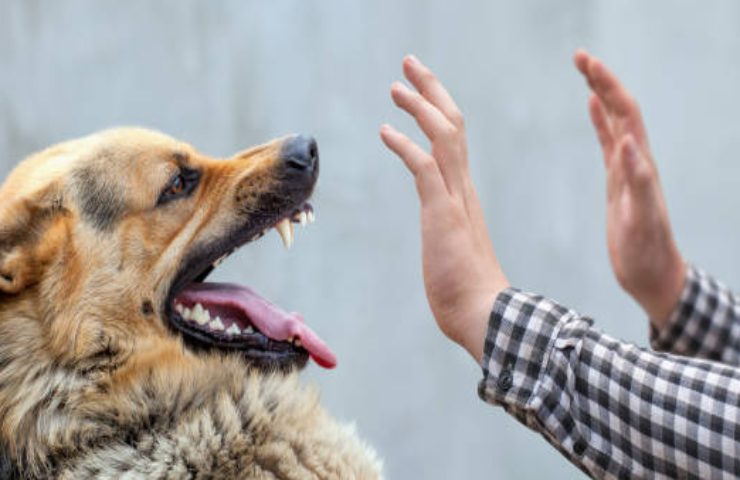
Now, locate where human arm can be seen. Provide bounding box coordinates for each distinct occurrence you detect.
[651,264,740,364]
[480,286,740,478]
[379,55,508,363]
[574,50,740,363]
[573,50,686,327]
[381,55,740,478]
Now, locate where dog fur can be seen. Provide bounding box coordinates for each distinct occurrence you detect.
[0,129,382,479]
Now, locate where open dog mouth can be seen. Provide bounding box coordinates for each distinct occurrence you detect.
[165,203,336,371]
[163,136,334,371]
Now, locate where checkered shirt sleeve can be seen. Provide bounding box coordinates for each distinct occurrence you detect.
[478,288,740,479]
[650,265,740,364]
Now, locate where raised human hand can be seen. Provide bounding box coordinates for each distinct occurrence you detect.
[380,55,508,362]
[574,50,686,327]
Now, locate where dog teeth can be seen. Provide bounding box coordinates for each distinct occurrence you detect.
[192,303,210,325]
[177,303,244,335]
[225,324,241,336]
[297,211,308,227]
[177,303,210,326]
[209,317,225,331]
[274,218,294,249]
[294,338,302,347]
[307,210,315,224]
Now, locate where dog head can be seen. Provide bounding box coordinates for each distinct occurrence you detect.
[0,128,335,378]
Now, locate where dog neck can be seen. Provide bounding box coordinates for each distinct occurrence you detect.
[0,295,382,479]
[0,445,21,480]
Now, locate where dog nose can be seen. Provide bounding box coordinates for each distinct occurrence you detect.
[282,135,318,173]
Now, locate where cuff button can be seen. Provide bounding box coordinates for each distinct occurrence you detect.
[497,369,513,391]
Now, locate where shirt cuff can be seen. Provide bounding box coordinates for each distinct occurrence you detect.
[477,287,591,409]
[650,265,734,358]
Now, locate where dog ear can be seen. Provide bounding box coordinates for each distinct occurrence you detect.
[0,185,66,294]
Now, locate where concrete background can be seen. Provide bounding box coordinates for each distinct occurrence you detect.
[2,1,740,478]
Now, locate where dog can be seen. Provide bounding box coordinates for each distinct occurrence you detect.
[0,128,382,479]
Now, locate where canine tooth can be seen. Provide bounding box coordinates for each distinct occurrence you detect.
[175,304,184,314]
[182,307,192,319]
[226,324,241,336]
[298,211,308,226]
[294,338,302,347]
[209,317,225,331]
[307,210,315,224]
[274,218,294,249]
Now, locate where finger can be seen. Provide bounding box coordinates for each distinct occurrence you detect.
[587,59,635,118]
[573,48,591,77]
[574,49,599,91]
[391,81,456,142]
[574,50,631,116]
[380,124,448,200]
[587,60,650,148]
[391,80,471,196]
[403,55,465,128]
[589,94,615,166]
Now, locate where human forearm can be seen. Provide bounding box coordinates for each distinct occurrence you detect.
[479,288,740,479]
[651,264,740,364]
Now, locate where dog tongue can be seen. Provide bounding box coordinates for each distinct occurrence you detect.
[174,283,336,369]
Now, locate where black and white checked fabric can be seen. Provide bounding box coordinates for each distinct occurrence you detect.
[478,284,740,479]
[651,265,740,364]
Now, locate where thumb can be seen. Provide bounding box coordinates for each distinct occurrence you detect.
[619,135,654,201]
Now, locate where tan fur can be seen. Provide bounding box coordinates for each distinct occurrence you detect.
[0,128,382,479]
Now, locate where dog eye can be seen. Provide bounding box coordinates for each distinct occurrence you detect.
[167,175,185,196]
[158,168,200,206]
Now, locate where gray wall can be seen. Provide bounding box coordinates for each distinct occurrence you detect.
[2,1,740,478]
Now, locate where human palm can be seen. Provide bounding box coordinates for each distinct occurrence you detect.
[381,55,508,362]
[575,50,686,326]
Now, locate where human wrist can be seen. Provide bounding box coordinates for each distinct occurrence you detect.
[642,255,687,329]
[454,284,508,364]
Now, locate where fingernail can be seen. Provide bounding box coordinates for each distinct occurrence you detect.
[406,54,420,65]
[391,81,409,96]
